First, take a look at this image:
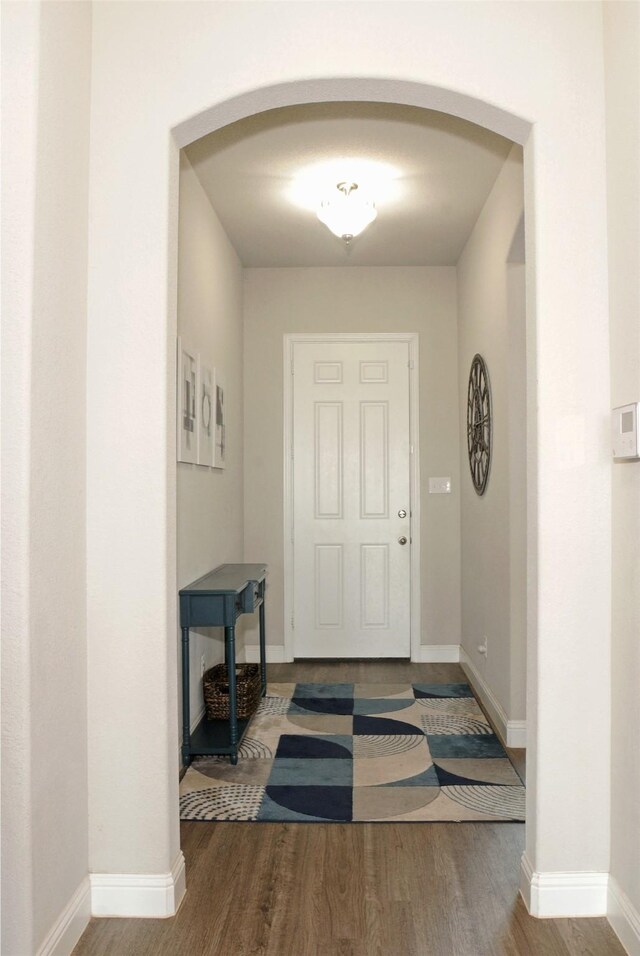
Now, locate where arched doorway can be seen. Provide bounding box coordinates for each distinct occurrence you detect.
[169,74,536,905]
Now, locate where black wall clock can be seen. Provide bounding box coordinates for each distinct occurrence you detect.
[467,354,492,495]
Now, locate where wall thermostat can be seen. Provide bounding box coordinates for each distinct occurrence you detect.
[612,402,640,460]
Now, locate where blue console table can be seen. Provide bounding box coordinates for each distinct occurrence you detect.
[179,563,267,766]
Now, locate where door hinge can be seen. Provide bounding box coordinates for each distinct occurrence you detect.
[408,359,414,370]
[291,359,295,376]
[290,614,295,629]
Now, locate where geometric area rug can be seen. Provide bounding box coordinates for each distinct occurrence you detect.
[180,682,525,823]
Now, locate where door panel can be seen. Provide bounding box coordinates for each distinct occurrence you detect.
[292,340,411,658]
[360,543,389,629]
[360,402,389,518]
[314,544,343,629]
[314,403,343,518]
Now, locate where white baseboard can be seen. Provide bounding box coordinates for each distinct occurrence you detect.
[609,875,640,955]
[520,852,609,917]
[36,877,91,956]
[413,643,461,663]
[91,851,186,918]
[244,644,286,664]
[505,719,527,749]
[460,647,526,748]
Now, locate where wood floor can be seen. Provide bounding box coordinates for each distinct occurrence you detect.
[73,662,624,956]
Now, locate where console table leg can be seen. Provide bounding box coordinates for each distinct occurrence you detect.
[259,599,267,696]
[181,626,191,767]
[226,624,238,764]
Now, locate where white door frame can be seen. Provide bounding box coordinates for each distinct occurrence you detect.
[283,332,421,663]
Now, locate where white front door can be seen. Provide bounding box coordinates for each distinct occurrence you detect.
[292,339,412,657]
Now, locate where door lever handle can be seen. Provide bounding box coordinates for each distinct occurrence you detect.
[398,536,408,545]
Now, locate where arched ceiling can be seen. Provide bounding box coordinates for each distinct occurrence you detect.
[185,102,514,267]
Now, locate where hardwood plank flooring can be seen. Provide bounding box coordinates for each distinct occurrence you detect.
[73,662,624,956]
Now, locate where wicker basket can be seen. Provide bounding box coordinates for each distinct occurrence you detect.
[203,663,261,721]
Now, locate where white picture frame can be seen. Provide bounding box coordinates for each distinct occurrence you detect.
[177,337,198,464]
[213,368,226,469]
[197,357,214,466]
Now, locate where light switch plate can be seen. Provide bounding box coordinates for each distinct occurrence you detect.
[429,477,451,494]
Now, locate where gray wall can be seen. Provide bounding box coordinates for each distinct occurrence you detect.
[457,145,526,722]
[242,266,461,653]
[177,154,245,739]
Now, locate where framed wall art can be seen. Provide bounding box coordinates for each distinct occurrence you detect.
[213,370,226,469]
[197,357,214,467]
[177,337,198,464]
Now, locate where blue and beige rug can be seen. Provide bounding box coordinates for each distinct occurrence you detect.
[180,682,525,823]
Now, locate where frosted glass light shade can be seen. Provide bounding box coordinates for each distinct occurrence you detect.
[317,182,377,242]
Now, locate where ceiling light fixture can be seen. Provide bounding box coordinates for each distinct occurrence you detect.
[317,182,377,244]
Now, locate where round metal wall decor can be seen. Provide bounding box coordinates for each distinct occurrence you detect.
[467,354,492,495]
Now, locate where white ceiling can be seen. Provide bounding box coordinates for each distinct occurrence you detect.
[185,102,514,268]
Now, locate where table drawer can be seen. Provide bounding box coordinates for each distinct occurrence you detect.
[236,581,263,614]
[181,592,230,627]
